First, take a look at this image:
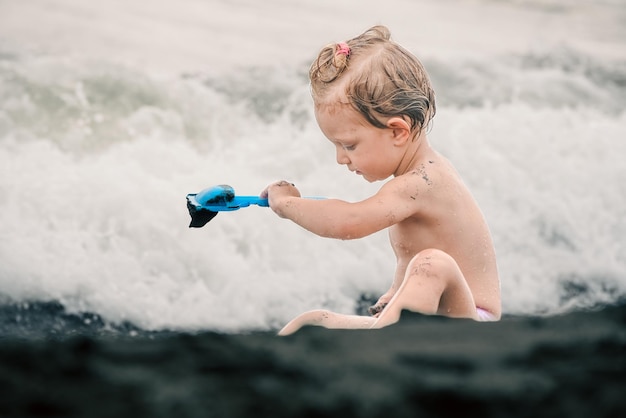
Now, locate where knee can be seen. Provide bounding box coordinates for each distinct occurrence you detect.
[406,249,458,280]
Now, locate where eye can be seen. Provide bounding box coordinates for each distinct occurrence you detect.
[343,144,356,151]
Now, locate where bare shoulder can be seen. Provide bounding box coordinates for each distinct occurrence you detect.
[381,157,462,209]
[374,169,431,211]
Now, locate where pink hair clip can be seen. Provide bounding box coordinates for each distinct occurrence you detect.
[336,42,351,57]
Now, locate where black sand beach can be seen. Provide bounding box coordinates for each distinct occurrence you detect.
[0,303,624,418]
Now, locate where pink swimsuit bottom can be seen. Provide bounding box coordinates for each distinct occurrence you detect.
[476,307,497,322]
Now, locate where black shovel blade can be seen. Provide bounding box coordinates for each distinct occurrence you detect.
[186,197,218,228]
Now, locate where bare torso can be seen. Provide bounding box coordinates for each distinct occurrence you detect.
[388,151,501,317]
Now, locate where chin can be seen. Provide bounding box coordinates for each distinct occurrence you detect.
[355,171,383,183]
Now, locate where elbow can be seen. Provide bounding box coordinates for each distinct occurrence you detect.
[323,221,372,240]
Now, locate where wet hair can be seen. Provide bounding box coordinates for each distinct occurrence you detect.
[310,25,436,135]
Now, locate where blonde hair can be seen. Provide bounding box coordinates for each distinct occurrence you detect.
[310,25,436,134]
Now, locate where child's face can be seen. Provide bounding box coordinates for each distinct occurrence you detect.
[314,103,404,182]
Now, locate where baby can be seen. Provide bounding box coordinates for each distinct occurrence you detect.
[260,26,501,335]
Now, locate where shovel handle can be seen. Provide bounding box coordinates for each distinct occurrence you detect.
[187,184,322,213]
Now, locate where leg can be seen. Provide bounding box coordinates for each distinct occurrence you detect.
[372,249,478,329]
[278,309,377,336]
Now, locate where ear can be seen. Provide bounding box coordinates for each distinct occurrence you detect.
[387,117,411,146]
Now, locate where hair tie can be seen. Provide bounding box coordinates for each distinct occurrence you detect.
[336,42,351,57]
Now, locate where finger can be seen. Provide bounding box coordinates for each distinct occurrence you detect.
[368,304,380,316]
[368,302,388,316]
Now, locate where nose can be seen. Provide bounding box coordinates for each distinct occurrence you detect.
[335,146,350,165]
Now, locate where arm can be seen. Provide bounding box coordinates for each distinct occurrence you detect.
[368,257,408,316]
[271,197,386,239]
[261,176,425,240]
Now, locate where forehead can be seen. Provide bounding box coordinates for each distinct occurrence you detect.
[314,102,369,140]
[314,101,359,122]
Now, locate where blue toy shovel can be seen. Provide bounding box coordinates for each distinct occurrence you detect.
[186,184,269,228]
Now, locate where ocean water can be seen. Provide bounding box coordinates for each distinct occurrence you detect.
[0,0,624,335]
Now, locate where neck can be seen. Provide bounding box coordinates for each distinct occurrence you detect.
[393,131,433,177]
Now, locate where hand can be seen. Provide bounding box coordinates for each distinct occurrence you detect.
[368,290,395,317]
[367,302,388,317]
[260,180,301,216]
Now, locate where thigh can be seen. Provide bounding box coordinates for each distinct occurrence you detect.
[373,249,478,328]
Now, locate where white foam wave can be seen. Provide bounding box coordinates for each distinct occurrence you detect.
[0,0,625,331]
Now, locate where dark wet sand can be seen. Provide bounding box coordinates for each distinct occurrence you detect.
[0,304,624,418]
